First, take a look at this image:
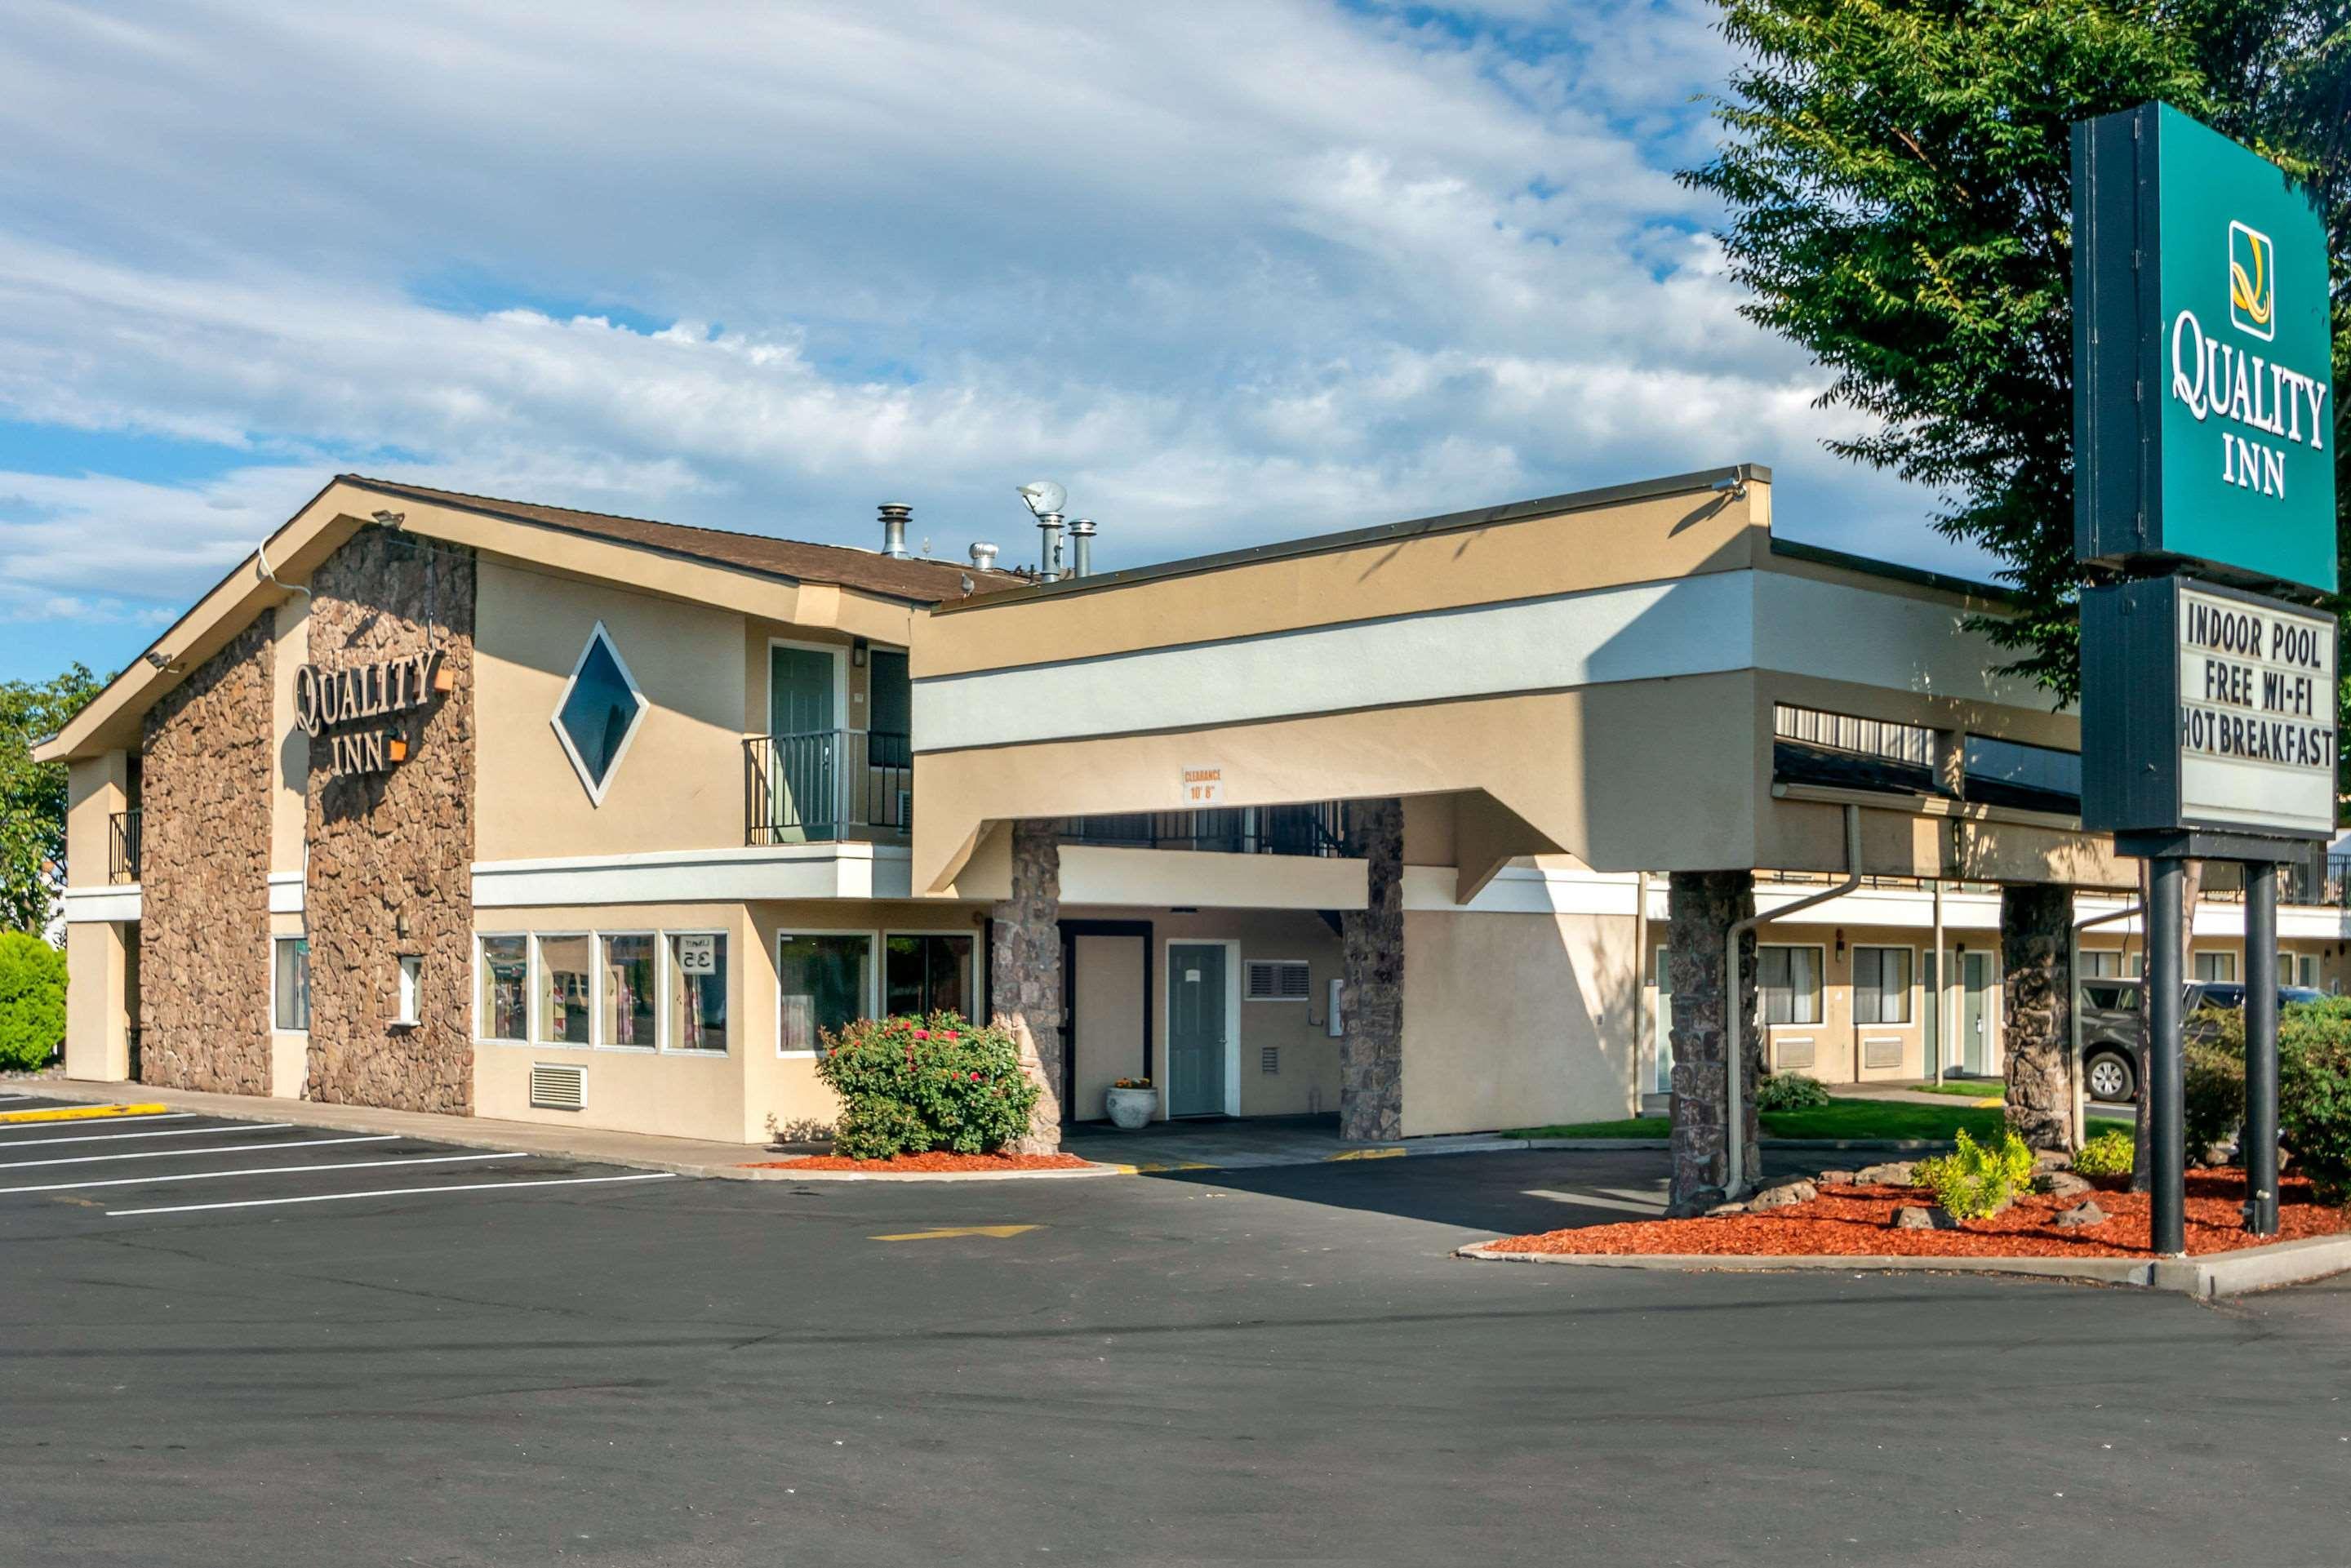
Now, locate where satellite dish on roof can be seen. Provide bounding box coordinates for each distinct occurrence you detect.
[1017,481,1067,518]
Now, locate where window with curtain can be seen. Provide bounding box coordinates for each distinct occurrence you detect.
[885,933,972,1019]
[778,932,871,1053]
[601,934,656,1047]
[273,937,310,1032]
[1853,946,1911,1024]
[537,934,593,1045]
[1758,945,1822,1025]
[2193,951,2238,983]
[478,936,527,1041]
[667,933,729,1053]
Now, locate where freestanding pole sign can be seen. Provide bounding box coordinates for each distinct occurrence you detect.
[2074,102,2338,1253]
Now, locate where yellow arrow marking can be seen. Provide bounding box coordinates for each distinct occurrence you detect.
[869,1224,1041,1242]
[0,1104,169,1124]
[1327,1148,1406,1162]
[1114,1160,1219,1175]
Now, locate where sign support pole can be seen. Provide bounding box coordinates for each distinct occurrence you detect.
[2243,861,2282,1235]
[2147,856,2188,1256]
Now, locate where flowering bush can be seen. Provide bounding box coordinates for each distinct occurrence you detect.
[811,1011,1039,1161]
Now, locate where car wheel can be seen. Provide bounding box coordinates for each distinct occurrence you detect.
[2086,1051,2135,1103]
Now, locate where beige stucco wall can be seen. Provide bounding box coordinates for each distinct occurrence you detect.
[1402,907,1638,1135]
[63,920,131,1081]
[1070,932,1149,1117]
[268,597,310,875]
[473,558,750,863]
[64,752,129,890]
[268,907,308,1099]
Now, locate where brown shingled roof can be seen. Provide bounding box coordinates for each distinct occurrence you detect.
[342,475,1030,604]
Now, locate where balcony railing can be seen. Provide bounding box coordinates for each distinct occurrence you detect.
[1059,803,1349,858]
[744,731,911,845]
[109,810,141,884]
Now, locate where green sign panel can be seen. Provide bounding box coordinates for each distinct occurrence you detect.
[2073,102,2335,595]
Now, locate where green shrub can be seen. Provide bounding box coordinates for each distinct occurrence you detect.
[812,1011,1039,1160]
[0,932,65,1072]
[1915,1127,2036,1221]
[2072,1127,2134,1179]
[2183,1040,2245,1157]
[2276,996,2351,1202]
[1754,1072,1832,1113]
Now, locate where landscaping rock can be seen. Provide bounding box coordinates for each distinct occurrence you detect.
[2034,1149,2072,1173]
[2202,1142,2238,1169]
[1749,1179,1818,1211]
[1855,1162,1916,1186]
[1815,1169,1857,1186]
[1704,1202,1749,1217]
[1892,1204,1957,1230]
[2054,1200,2108,1228]
[2042,1170,2093,1200]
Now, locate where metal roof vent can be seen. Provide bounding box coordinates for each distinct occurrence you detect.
[1068,518,1097,577]
[968,541,999,571]
[878,503,912,559]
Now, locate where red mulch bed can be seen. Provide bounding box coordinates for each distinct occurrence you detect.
[741,1152,1095,1172]
[1486,1170,2350,1259]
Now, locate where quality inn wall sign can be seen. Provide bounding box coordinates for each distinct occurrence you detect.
[294,649,450,777]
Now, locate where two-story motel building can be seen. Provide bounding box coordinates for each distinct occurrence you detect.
[38,469,2350,1149]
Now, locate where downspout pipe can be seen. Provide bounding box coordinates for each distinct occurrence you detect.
[1726,804,1861,1197]
[2071,898,2144,1150]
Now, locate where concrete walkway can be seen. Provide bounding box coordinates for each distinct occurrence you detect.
[1833,1080,2136,1122]
[13,1074,790,1180]
[1060,1113,1544,1170]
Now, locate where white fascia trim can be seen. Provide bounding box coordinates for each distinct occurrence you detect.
[63,886,142,923]
[268,872,305,915]
[473,843,915,908]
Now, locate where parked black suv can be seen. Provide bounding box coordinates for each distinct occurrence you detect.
[2077,979,2330,1102]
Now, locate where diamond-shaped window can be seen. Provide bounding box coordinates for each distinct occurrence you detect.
[551,623,649,804]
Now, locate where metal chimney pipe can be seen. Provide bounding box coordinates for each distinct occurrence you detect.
[878,503,911,559]
[1036,513,1064,581]
[1067,518,1097,577]
[968,541,999,571]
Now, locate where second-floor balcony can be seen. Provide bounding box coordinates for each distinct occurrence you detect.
[745,731,912,845]
[109,810,140,884]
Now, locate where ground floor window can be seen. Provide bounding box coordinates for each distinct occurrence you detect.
[1852,946,1912,1024]
[1651,945,1673,1095]
[1758,944,1823,1025]
[2194,950,2238,984]
[600,933,656,1048]
[537,934,593,1045]
[668,933,729,1053]
[778,931,872,1054]
[395,955,423,1027]
[478,935,528,1041]
[885,932,973,1019]
[2080,948,2124,979]
[273,936,309,1033]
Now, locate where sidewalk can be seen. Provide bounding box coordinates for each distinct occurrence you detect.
[1833,1080,2137,1122]
[18,1074,793,1180]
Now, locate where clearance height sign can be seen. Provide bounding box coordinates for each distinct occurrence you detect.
[2076,103,2340,843]
[2074,102,2335,596]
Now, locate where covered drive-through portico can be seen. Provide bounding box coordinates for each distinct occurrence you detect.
[909,465,2137,1203]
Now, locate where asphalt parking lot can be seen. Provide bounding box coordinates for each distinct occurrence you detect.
[5,1094,2351,1566]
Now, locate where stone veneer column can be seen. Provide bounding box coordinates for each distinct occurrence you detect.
[139,621,275,1092]
[2000,882,2073,1150]
[991,819,1064,1152]
[1340,797,1404,1142]
[303,526,477,1113]
[1667,870,1758,1213]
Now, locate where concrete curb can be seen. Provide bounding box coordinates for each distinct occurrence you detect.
[733,1162,1123,1182]
[1454,1234,2351,1297]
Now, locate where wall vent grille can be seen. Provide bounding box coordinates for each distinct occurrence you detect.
[530,1063,588,1111]
[1775,1037,1816,1069]
[1861,1037,1904,1070]
[1260,1046,1281,1075]
[1245,960,1311,1002]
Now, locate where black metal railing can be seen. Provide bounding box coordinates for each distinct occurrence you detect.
[744,731,911,844]
[109,810,141,884]
[1059,802,1349,858]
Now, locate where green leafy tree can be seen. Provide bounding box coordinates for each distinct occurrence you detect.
[0,664,109,932]
[1682,0,2351,707]
[0,931,66,1070]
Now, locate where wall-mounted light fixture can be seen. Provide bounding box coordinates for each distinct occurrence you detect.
[1835,928,1847,957]
[851,637,868,669]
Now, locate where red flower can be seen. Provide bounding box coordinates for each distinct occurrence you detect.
[913,1029,931,1040]
[969,1071,980,1080]
[942,1030,958,1039]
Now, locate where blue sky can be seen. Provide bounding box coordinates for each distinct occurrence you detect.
[0,0,1984,686]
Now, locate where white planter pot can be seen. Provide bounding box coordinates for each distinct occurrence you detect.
[1104,1086,1155,1130]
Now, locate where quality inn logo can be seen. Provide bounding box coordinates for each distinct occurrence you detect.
[2229,220,2275,340]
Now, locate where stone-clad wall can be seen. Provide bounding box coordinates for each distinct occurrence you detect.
[140,622,275,1091]
[304,526,478,1113]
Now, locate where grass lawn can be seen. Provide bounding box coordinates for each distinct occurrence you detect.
[1906,1081,2007,1099]
[1509,1100,2011,1143]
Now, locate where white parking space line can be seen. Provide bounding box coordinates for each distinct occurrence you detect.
[0,1150,529,1196]
[0,1133,400,1171]
[110,1170,678,1216]
[0,1114,207,1144]
[1523,1188,1662,1215]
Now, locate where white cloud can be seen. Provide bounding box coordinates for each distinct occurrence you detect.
[0,0,1993,639]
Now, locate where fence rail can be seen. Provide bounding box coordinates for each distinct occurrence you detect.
[1057,802,1349,859]
[109,810,140,884]
[744,731,912,844]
